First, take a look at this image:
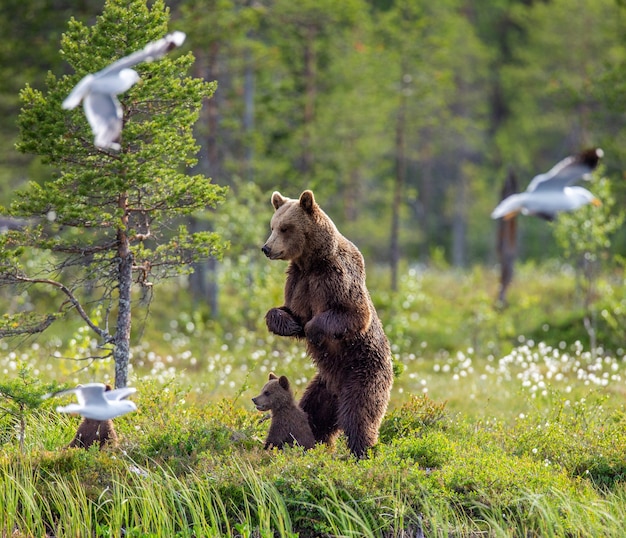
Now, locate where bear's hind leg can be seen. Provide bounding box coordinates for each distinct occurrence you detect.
[299,374,340,445]
[337,382,390,458]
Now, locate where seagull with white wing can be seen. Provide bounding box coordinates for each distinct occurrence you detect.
[62,31,186,150]
[45,382,137,420]
[491,148,604,222]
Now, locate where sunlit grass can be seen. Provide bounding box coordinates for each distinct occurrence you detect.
[1,262,626,535]
[1,394,626,536]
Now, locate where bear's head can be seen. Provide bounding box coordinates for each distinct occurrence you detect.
[261,190,338,263]
[252,372,294,412]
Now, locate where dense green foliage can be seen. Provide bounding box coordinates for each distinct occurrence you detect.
[1,0,626,267]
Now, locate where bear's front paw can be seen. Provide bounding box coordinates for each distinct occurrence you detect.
[304,322,326,347]
[265,308,304,337]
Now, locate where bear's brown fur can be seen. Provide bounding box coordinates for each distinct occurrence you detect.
[252,373,316,450]
[67,384,119,450]
[262,190,394,458]
[68,418,118,450]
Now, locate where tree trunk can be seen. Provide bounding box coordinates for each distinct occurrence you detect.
[451,170,467,267]
[497,170,518,305]
[243,40,255,181]
[206,40,221,176]
[391,76,407,292]
[189,40,221,307]
[301,23,317,176]
[114,194,132,389]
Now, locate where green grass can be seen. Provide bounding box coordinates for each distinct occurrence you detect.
[1,392,626,536]
[1,261,626,536]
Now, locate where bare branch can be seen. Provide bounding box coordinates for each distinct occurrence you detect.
[51,241,118,254]
[9,274,113,343]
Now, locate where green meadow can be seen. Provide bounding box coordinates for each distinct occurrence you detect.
[2,261,626,537]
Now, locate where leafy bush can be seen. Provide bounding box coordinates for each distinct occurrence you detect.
[386,432,455,469]
[379,394,448,443]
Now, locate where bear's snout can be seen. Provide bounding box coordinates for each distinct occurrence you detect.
[252,396,269,412]
[261,244,271,258]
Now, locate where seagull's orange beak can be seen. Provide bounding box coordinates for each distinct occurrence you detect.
[591,198,602,207]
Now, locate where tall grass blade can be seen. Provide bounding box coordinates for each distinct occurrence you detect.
[237,461,296,538]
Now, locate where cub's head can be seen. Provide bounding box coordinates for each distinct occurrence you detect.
[261,190,336,262]
[251,372,294,412]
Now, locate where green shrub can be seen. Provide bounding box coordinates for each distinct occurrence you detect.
[387,432,455,469]
[379,394,448,443]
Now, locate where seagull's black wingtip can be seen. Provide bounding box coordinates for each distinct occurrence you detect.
[578,147,603,170]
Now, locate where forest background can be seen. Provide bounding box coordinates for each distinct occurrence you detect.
[3,0,626,274]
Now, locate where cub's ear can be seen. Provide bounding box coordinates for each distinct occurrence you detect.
[271,191,287,211]
[269,372,278,380]
[299,190,316,214]
[278,375,290,391]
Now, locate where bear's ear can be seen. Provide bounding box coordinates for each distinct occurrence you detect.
[271,191,287,211]
[268,372,278,380]
[299,190,317,214]
[278,375,290,391]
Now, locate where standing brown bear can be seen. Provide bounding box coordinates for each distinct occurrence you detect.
[252,372,316,450]
[262,190,394,458]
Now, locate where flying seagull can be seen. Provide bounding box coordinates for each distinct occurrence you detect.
[62,31,186,150]
[491,148,603,221]
[45,382,137,420]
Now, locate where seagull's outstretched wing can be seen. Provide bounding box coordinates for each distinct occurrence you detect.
[56,403,85,415]
[96,31,186,78]
[44,382,107,405]
[62,74,96,110]
[527,148,603,193]
[105,387,137,401]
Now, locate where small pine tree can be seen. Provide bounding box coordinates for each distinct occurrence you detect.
[0,364,62,453]
[0,0,227,387]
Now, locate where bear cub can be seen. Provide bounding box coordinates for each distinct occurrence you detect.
[252,373,316,450]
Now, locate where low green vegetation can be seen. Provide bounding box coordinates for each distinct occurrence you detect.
[2,387,626,536]
[1,262,626,536]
